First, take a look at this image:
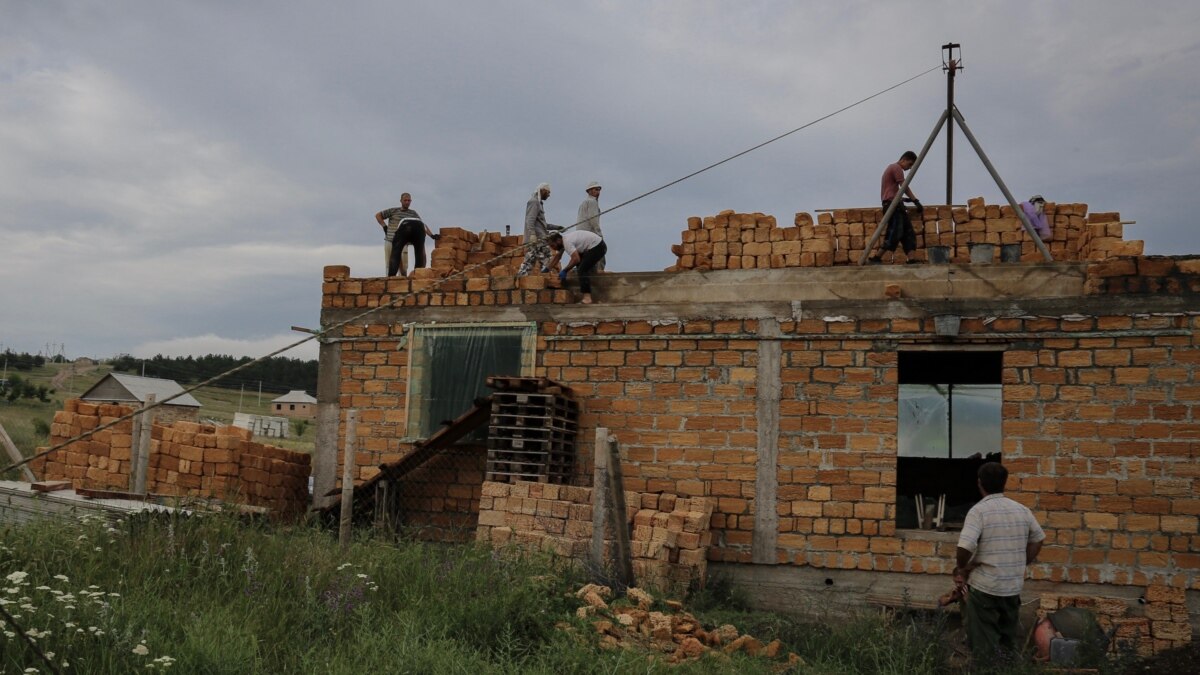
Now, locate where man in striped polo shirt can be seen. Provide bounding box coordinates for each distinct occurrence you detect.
[956,462,1046,663]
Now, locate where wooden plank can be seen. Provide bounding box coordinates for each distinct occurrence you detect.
[76,487,149,501]
[31,480,72,493]
[133,394,156,495]
[0,421,37,482]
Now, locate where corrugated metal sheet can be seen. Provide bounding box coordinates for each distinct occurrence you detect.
[80,373,201,408]
[270,390,317,404]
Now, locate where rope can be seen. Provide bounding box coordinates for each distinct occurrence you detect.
[0,602,63,675]
[1,64,939,477]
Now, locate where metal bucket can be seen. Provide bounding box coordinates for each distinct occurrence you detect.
[1000,243,1022,263]
[927,246,951,264]
[934,314,961,337]
[968,243,994,264]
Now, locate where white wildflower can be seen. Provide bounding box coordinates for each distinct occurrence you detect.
[35,585,51,591]
[356,573,368,579]
[5,571,28,584]
[336,562,352,571]
[133,643,150,656]
[53,575,69,582]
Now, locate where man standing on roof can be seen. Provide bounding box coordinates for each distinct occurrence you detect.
[1019,195,1052,241]
[870,150,922,264]
[375,193,440,277]
[548,230,606,304]
[576,181,605,272]
[955,462,1045,665]
[518,183,562,276]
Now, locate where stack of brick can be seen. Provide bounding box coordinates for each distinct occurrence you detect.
[1038,584,1190,657]
[476,480,715,591]
[629,493,715,588]
[667,210,835,271]
[426,227,528,279]
[322,265,571,309]
[667,199,1144,269]
[33,399,311,516]
[1086,256,1200,295]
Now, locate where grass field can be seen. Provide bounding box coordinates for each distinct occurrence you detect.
[0,362,313,482]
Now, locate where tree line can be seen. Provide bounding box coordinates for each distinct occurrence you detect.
[1,349,48,372]
[110,354,318,394]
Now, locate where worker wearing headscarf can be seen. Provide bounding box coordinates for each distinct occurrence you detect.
[518,183,561,276]
[1019,195,1051,241]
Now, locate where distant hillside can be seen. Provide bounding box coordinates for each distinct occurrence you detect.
[109,353,318,395]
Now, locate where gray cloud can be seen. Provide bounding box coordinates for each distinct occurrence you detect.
[2,1,1198,359]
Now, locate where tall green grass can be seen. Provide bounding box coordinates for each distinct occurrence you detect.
[3,514,1128,674]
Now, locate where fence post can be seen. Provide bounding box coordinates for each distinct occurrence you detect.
[590,427,610,573]
[133,394,155,495]
[338,409,358,549]
[0,421,36,482]
[603,432,634,590]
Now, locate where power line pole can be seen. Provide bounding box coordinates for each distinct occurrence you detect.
[238,383,244,412]
[943,43,962,207]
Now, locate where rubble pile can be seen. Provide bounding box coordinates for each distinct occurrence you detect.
[566,583,804,669]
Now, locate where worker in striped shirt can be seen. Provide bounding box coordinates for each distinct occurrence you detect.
[955,461,1045,664]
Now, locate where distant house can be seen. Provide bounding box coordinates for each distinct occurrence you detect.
[80,373,201,424]
[270,390,317,419]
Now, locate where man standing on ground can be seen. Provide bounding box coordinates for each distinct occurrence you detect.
[374,193,439,276]
[870,150,922,264]
[518,183,561,276]
[576,181,605,271]
[956,462,1045,664]
[548,231,606,305]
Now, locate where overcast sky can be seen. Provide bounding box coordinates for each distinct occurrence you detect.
[2,1,1198,363]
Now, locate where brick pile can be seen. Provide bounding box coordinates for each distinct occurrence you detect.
[322,265,572,309]
[667,198,1145,269]
[425,227,530,279]
[476,480,715,591]
[570,584,802,666]
[1039,584,1191,657]
[33,399,311,516]
[1086,256,1200,295]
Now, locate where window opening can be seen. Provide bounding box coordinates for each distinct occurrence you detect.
[896,351,1002,530]
[405,323,536,441]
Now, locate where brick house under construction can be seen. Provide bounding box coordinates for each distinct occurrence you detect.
[313,199,1199,648]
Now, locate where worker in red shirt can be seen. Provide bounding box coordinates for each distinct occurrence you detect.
[870,150,922,264]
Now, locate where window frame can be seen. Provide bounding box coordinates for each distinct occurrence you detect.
[402,321,538,442]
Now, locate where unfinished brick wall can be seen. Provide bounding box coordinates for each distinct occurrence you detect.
[33,399,310,516]
[320,237,1200,647]
[668,199,1143,270]
[1039,585,1191,656]
[476,480,714,590]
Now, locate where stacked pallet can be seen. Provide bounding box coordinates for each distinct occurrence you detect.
[485,378,579,484]
[421,228,553,280]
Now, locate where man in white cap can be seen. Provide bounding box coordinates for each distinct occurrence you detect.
[577,181,605,271]
[518,183,561,276]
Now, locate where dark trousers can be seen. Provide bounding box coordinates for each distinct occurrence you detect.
[882,200,916,254]
[388,224,427,276]
[965,586,1022,665]
[575,241,607,294]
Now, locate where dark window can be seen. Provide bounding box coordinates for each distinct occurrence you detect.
[289,404,295,411]
[407,324,535,440]
[896,351,1002,530]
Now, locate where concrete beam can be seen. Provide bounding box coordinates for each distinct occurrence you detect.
[752,319,782,564]
[312,338,341,510]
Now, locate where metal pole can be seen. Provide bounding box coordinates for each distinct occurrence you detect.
[950,108,1053,261]
[338,409,358,549]
[859,109,950,265]
[133,394,155,494]
[946,56,956,206]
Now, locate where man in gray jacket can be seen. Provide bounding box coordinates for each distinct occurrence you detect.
[576,181,605,271]
[518,183,561,276]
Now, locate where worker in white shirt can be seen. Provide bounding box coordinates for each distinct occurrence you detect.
[547,230,606,304]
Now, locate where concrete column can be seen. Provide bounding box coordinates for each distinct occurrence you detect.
[312,338,341,510]
[753,318,782,564]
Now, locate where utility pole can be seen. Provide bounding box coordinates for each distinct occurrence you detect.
[943,43,962,207]
[258,381,262,405]
[238,383,244,412]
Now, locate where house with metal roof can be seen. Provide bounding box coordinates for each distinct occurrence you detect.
[80,373,201,424]
[270,390,317,419]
